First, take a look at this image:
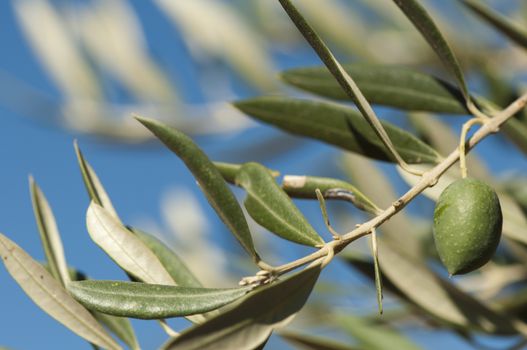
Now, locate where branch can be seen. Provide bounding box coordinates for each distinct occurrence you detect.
[263,93,527,277]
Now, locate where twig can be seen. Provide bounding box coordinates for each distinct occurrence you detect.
[261,93,527,278]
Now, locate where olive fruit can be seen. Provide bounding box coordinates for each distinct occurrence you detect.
[433,178,502,275]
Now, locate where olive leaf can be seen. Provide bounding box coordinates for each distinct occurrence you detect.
[161,264,321,350]
[214,161,280,185]
[92,312,139,350]
[391,0,469,100]
[278,0,417,171]
[29,177,70,287]
[461,0,527,50]
[280,330,361,350]
[235,162,324,247]
[135,116,259,262]
[74,141,120,220]
[282,175,382,215]
[86,202,175,285]
[0,233,121,350]
[69,281,249,319]
[235,97,441,164]
[336,315,422,350]
[128,227,202,288]
[281,64,467,114]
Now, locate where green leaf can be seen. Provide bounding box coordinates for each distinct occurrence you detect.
[161,264,321,350]
[337,315,422,350]
[69,281,249,319]
[128,227,202,288]
[280,331,361,350]
[0,233,121,350]
[86,202,175,285]
[461,0,527,50]
[235,162,324,247]
[234,96,441,164]
[92,312,140,350]
[135,116,258,261]
[29,177,70,287]
[392,0,469,100]
[501,119,527,156]
[74,141,120,220]
[214,161,280,185]
[281,64,467,114]
[282,175,382,215]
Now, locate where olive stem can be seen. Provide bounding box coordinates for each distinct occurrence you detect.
[459,118,486,179]
[254,93,527,279]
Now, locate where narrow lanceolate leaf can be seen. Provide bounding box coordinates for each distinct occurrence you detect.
[235,97,441,164]
[392,0,469,100]
[86,202,174,285]
[0,233,121,350]
[30,177,70,286]
[93,312,140,350]
[281,64,467,114]
[214,162,280,185]
[74,141,120,220]
[128,227,202,288]
[278,0,415,169]
[235,162,324,247]
[280,331,360,350]
[282,175,382,215]
[69,281,249,319]
[337,315,422,350]
[461,0,527,50]
[135,116,258,261]
[161,264,321,350]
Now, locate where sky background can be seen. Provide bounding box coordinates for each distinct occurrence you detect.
[1,1,527,349]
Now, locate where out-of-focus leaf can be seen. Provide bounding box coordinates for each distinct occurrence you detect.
[282,175,382,215]
[391,0,469,100]
[397,165,527,246]
[136,117,258,261]
[501,119,527,156]
[69,281,249,319]
[92,312,140,350]
[280,330,361,350]
[74,141,120,221]
[461,0,527,50]
[337,315,421,350]
[0,233,121,350]
[235,162,324,247]
[161,264,321,350]
[155,0,276,91]
[234,97,441,164]
[281,64,467,114]
[30,177,70,286]
[128,227,202,288]
[86,202,175,285]
[502,177,527,215]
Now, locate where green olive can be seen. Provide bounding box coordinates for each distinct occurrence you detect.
[433,178,502,275]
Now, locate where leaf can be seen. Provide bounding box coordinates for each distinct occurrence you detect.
[282,175,382,215]
[69,281,249,319]
[397,165,527,246]
[161,264,321,350]
[278,0,417,170]
[92,312,140,350]
[86,202,175,285]
[128,227,202,288]
[501,119,527,156]
[0,233,121,350]
[214,161,280,185]
[74,141,120,220]
[280,331,361,350]
[392,0,469,100]
[337,315,422,350]
[135,116,258,261]
[235,162,324,247]
[281,64,467,114]
[234,96,441,164]
[29,177,70,287]
[461,0,527,50]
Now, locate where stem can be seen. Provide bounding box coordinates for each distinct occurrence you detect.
[459,118,485,179]
[264,93,527,278]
